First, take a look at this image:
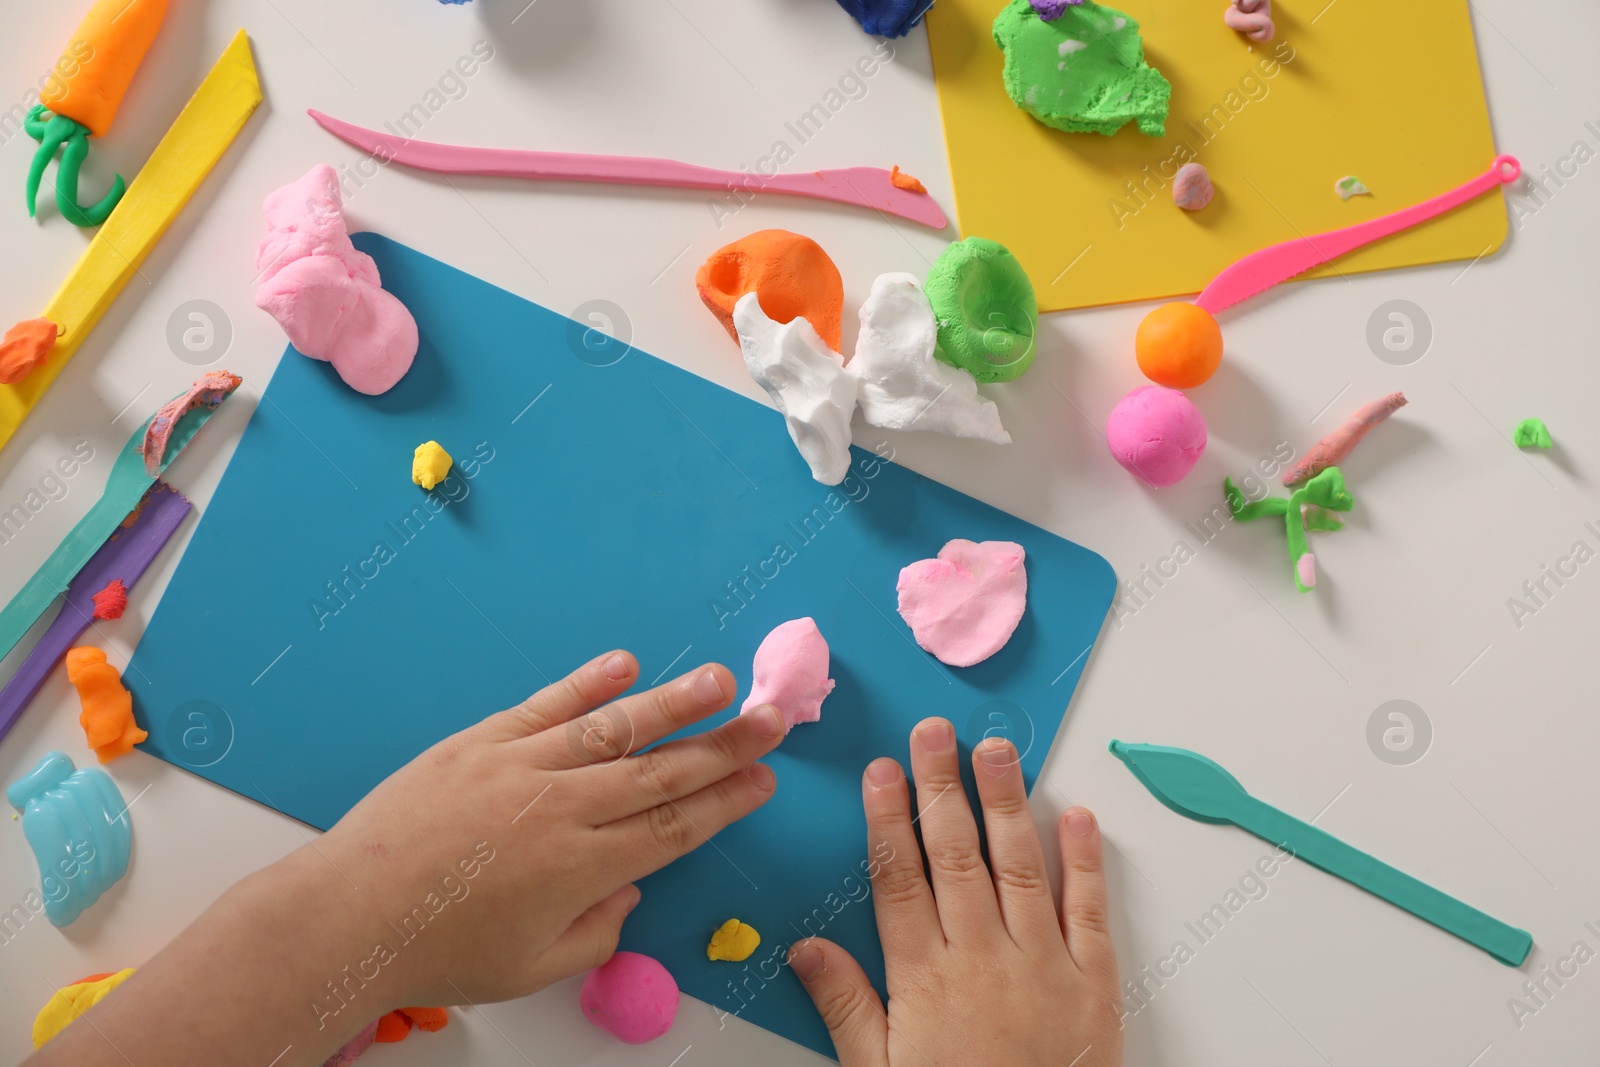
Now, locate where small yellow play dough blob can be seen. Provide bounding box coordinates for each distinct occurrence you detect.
[706,918,760,962]
[33,969,136,1048]
[411,440,453,490]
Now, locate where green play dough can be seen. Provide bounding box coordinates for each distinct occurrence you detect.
[992,0,1171,137]
[924,237,1039,383]
[1513,418,1552,449]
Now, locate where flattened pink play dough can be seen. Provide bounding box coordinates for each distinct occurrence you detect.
[255,165,419,395]
[580,952,679,1045]
[1105,385,1207,488]
[741,617,835,732]
[896,540,1027,667]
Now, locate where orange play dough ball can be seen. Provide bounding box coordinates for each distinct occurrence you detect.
[1135,302,1223,388]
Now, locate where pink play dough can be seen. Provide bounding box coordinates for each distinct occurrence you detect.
[896,540,1028,668]
[579,951,679,1045]
[255,165,419,395]
[741,617,835,732]
[1105,385,1207,488]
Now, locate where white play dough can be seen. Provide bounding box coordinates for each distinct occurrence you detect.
[733,291,859,485]
[850,273,1011,445]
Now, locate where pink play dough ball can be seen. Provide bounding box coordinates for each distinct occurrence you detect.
[1105,385,1207,487]
[580,951,680,1045]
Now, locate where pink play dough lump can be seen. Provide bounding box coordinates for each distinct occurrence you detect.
[741,617,835,732]
[255,164,419,395]
[896,540,1028,668]
[1105,385,1207,488]
[579,952,679,1045]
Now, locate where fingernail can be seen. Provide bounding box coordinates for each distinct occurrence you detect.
[917,720,954,753]
[789,941,826,981]
[746,763,775,790]
[978,737,1015,772]
[1065,809,1097,837]
[751,704,785,739]
[604,654,630,681]
[694,668,725,705]
[866,758,901,788]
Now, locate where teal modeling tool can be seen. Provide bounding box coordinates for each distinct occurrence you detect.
[1110,741,1532,966]
[0,374,236,662]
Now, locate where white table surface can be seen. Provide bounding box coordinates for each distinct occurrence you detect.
[2,1,1597,1064]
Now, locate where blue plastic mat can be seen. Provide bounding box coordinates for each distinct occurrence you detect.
[128,234,1115,1059]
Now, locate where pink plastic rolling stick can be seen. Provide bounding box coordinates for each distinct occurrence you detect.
[1195,155,1521,315]
[307,110,948,230]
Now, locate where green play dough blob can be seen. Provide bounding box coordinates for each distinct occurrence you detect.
[924,237,1039,383]
[1513,418,1552,449]
[992,0,1171,137]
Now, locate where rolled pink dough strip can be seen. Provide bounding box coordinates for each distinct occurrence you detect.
[579,951,679,1045]
[1282,392,1406,486]
[896,540,1028,668]
[741,617,835,732]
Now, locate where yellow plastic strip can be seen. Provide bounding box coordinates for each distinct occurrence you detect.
[0,30,261,454]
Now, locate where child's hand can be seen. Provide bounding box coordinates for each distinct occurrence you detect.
[790,718,1123,1067]
[315,648,784,1009]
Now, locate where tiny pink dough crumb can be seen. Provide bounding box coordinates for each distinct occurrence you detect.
[1297,553,1317,589]
[896,540,1027,668]
[741,617,835,732]
[1104,385,1207,488]
[579,952,679,1045]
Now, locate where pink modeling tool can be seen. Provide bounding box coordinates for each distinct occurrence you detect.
[1195,155,1521,314]
[308,109,949,230]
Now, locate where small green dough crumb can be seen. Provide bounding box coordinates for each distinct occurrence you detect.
[1512,418,1552,449]
[1335,175,1371,200]
[925,237,1039,383]
[992,0,1171,137]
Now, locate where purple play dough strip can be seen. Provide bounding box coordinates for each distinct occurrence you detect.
[0,482,191,742]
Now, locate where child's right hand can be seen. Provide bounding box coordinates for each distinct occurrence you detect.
[791,718,1124,1066]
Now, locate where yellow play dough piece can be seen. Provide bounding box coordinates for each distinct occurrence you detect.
[33,969,136,1048]
[0,31,261,456]
[706,918,760,962]
[412,441,453,490]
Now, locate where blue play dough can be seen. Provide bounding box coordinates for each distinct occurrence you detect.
[127,233,1115,1059]
[833,0,935,37]
[6,751,132,926]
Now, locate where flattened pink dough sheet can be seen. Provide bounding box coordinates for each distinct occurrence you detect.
[896,540,1028,667]
[255,165,418,396]
[741,617,835,732]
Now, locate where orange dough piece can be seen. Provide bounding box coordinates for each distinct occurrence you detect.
[695,230,844,352]
[403,1006,449,1032]
[373,1011,413,1043]
[0,319,60,386]
[40,0,171,138]
[889,166,927,194]
[1135,302,1223,389]
[64,647,146,764]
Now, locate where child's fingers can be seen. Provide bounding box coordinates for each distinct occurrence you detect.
[972,738,1059,947]
[582,704,786,822]
[479,649,638,742]
[536,663,734,769]
[907,718,1003,944]
[599,763,777,881]
[860,757,942,967]
[526,883,641,985]
[789,939,891,1067]
[1058,808,1117,984]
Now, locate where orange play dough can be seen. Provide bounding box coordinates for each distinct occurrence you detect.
[1135,302,1223,388]
[0,319,60,385]
[65,647,146,763]
[695,230,844,352]
[889,166,927,194]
